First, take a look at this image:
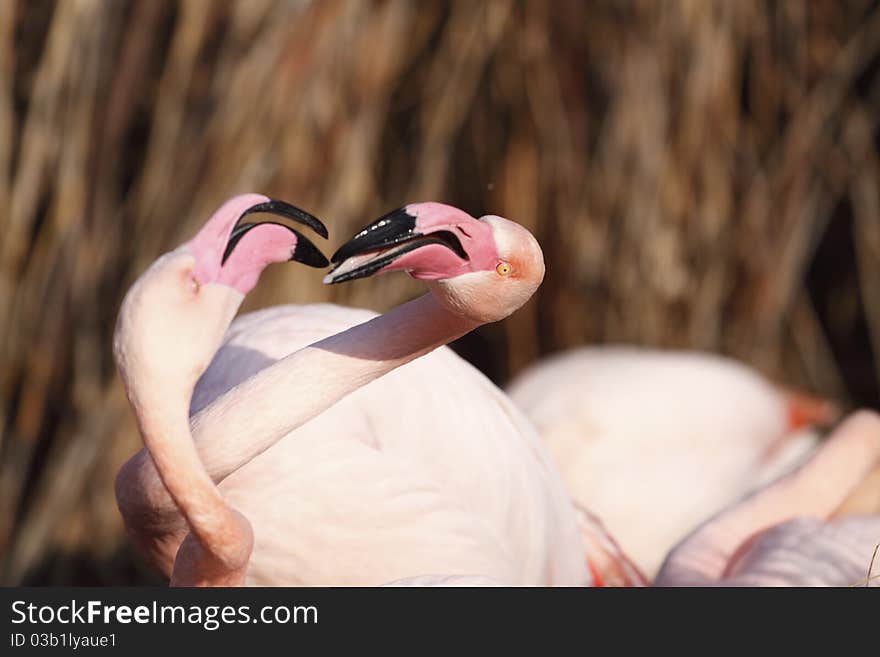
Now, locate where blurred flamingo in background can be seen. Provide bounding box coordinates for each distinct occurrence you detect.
[507,347,838,575]
[117,201,641,586]
[657,410,880,586]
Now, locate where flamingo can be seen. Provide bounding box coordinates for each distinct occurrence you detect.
[506,347,837,576]
[656,410,880,586]
[116,200,640,586]
[113,193,330,585]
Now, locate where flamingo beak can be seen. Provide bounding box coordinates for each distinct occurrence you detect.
[221,199,329,268]
[324,208,467,284]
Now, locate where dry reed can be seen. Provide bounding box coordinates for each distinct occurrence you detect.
[2,0,880,584]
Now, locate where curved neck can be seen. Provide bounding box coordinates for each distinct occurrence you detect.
[122,382,251,575]
[192,293,480,478]
[125,293,481,516]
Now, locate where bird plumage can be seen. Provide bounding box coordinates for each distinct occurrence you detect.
[656,410,880,586]
[507,346,827,575]
[180,302,590,585]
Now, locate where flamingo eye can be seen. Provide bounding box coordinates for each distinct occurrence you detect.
[496,261,512,276]
[189,276,200,294]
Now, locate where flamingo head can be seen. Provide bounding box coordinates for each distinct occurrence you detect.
[114,194,328,395]
[325,202,545,322]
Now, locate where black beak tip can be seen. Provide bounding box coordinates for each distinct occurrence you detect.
[292,236,330,268]
[222,221,329,268]
[329,245,348,264]
[242,199,329,239]
[330,207,417,264]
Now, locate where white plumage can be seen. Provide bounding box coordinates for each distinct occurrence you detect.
[187,304,589,585]
[657,410,880,586]
[507,347,824,575]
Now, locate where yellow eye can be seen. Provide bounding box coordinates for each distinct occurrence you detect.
[190,277,201,294]
[496,261,512,276]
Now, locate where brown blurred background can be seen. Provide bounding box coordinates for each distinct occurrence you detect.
[2,0,880,585]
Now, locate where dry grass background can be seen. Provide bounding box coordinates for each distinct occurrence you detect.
[2,0,880,584]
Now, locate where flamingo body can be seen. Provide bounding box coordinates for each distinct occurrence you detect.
[715,516,880,586]
[507,347,827,575]
[117,199,637,586]
[181,303,588,585]
[657,410,880,586]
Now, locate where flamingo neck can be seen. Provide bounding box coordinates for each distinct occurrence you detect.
[121,381,252,575]
[189,292,482,480]
[120,292,481,535]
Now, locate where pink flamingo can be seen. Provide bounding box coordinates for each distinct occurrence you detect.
[116,200,639,586]
[507,347,836,575]
[656,410,880,586]
[114,194,329,585]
